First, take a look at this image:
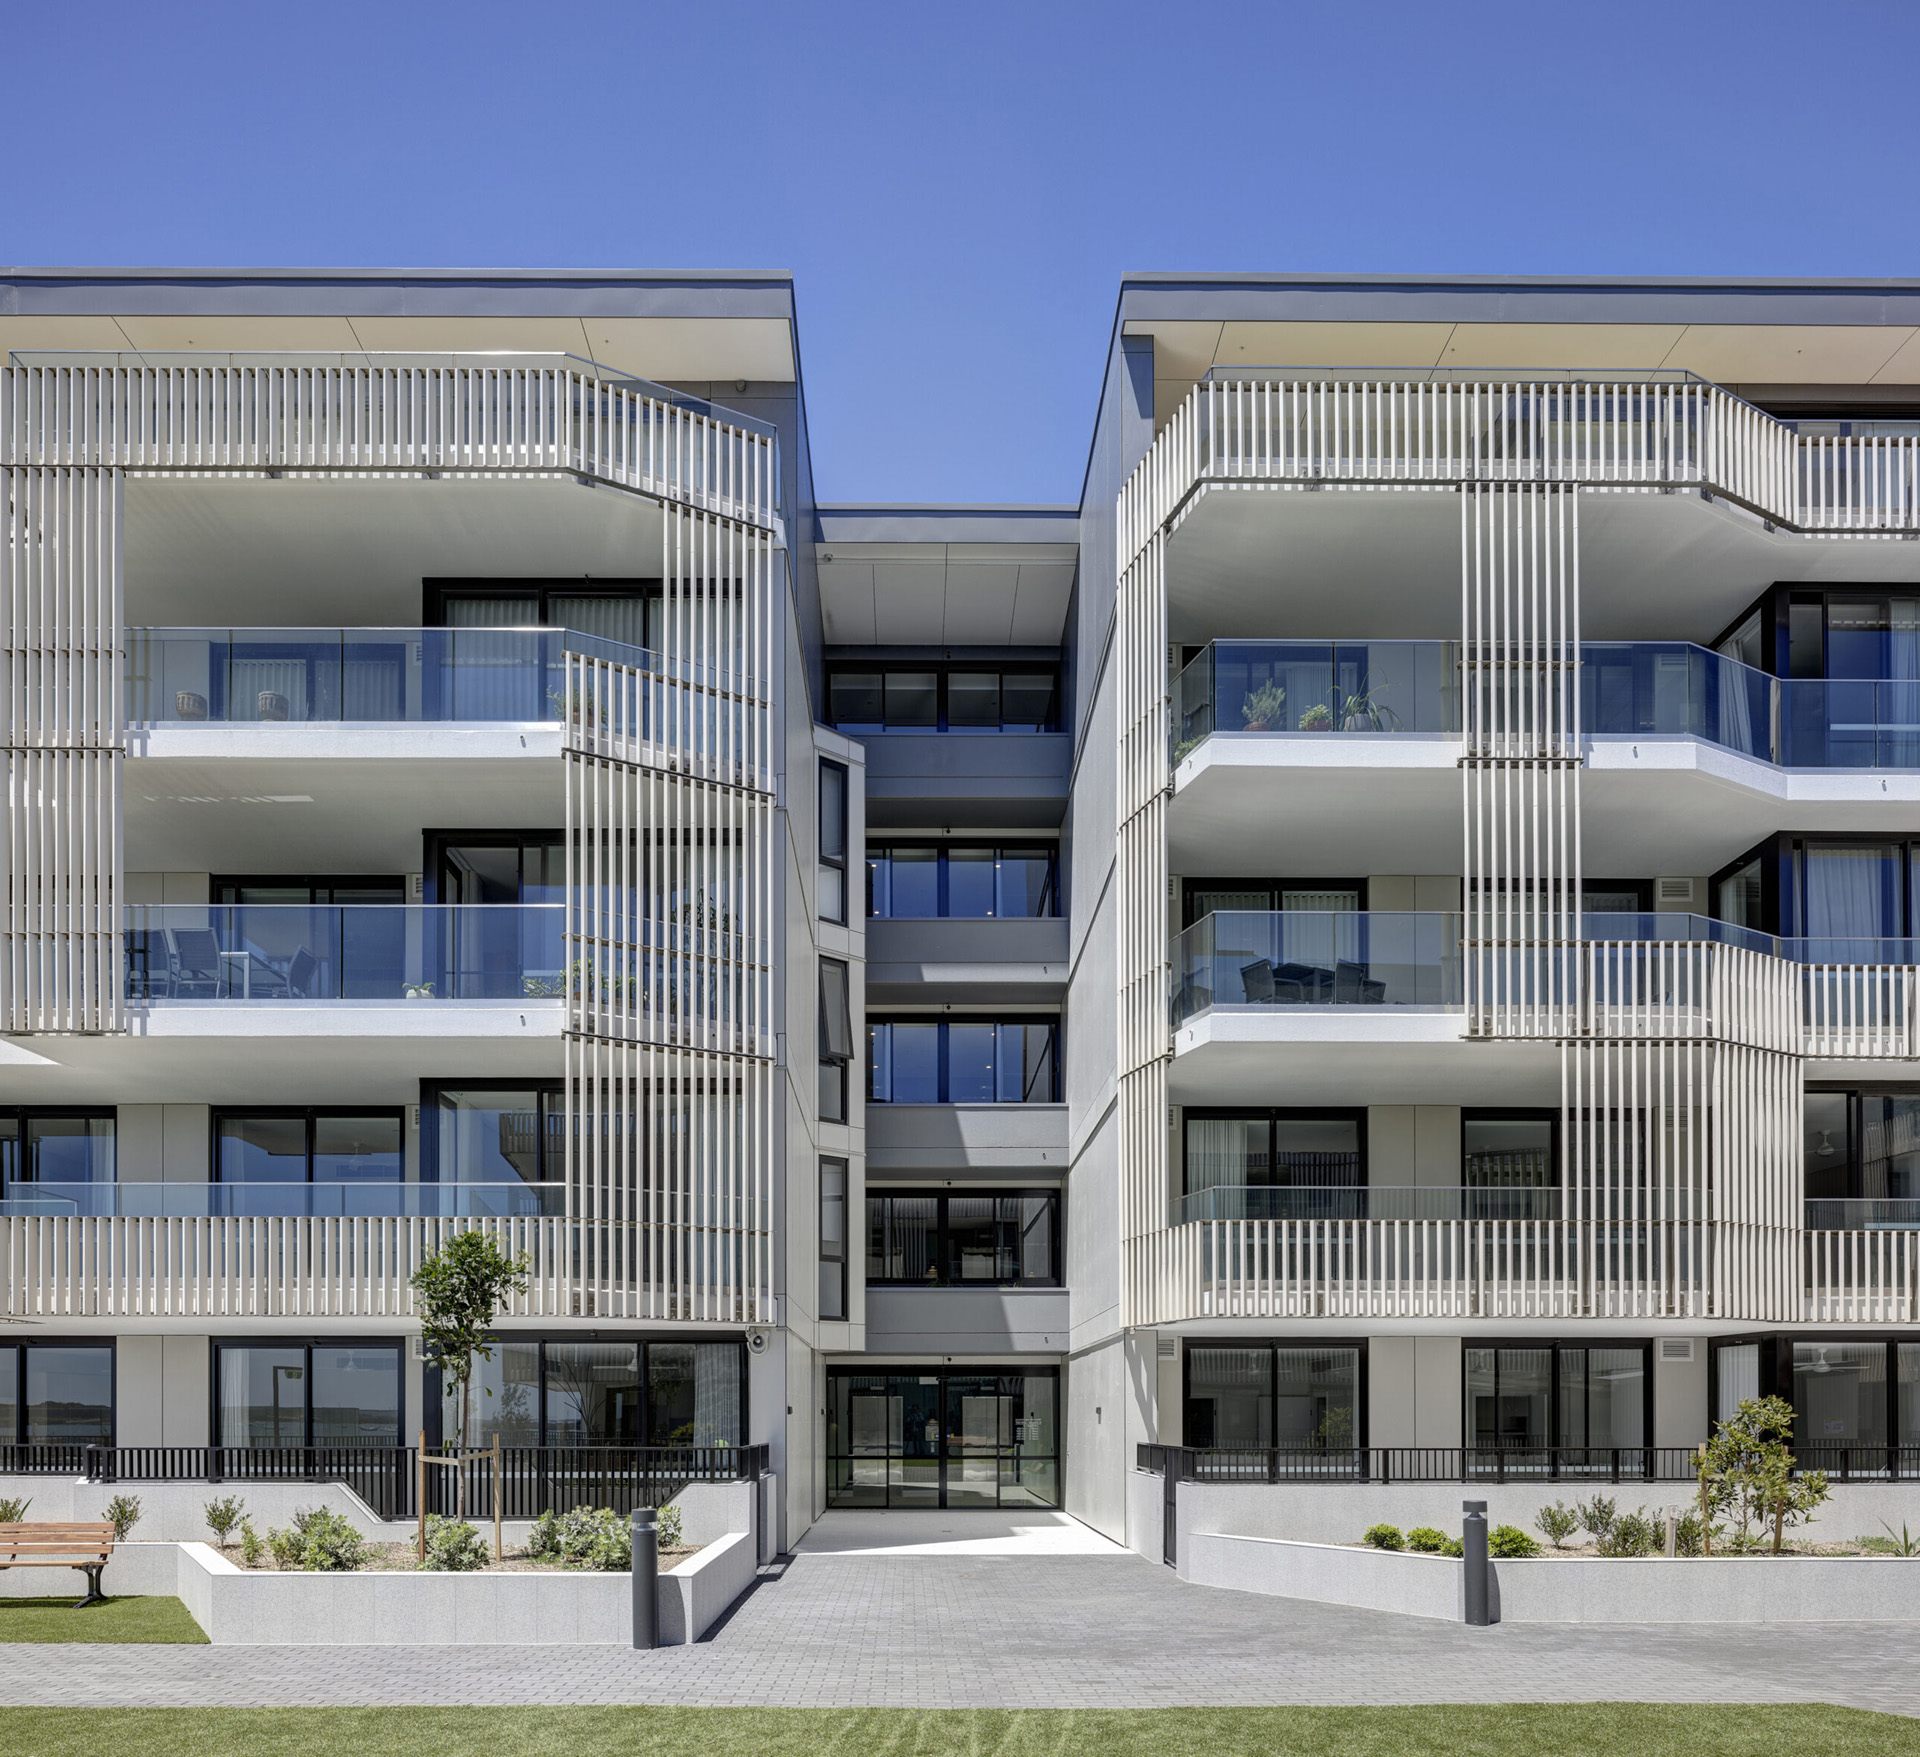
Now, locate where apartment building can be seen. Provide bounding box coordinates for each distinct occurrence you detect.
[4,270,1920,1548]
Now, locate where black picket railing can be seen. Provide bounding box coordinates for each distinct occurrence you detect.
[0,1443,767,1522]
[1135,1442,1920,1486]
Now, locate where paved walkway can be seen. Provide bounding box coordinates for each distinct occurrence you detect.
[6,1541,1920,1712]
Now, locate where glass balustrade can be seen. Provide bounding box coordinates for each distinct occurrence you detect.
[126,628,656,725]
[1172,638,1920,771]
[124,905,566,1002]
[1171,912,1463,1022]
[0,1182,566,1219]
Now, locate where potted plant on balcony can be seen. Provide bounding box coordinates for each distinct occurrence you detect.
[1297,702,1333,731]
[1240,682,1285,731]
[1339,679,1402,732]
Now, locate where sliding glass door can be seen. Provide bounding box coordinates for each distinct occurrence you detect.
[826,1368,1058,1509]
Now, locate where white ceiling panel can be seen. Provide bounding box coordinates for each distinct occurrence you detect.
[112,313,369,352]
[1663,325,1914,385]
[1010,564,1075,644]
[816,562,877,642]
[583,317,796,383]
[871,564,948,643]
[1439,323,1688,370]
[942,565,1019,644]
[1213,321,1455,370]
[0,314,138,353]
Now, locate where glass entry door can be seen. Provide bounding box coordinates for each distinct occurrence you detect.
[827,1368,1059,1509]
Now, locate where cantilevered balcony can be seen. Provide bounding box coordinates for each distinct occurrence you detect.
[127,627,655,726]
[124,903,564,1002]
[0,1182,565,1219]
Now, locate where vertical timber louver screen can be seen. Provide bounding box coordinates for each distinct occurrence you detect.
[1,465,123,1033]
[563,505,775,1324]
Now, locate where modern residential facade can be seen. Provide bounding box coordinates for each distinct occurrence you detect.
[4,269,1920,1547]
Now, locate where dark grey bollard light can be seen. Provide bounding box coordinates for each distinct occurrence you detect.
[631,1507,659,1650]
[1462,1500,1490,1627]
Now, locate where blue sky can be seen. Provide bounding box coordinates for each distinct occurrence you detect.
[6,0,1919,504]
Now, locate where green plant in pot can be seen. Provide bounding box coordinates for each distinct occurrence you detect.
[1297,702,1333,731]
[1240,682,1285,731]
[1339,678,1402,732]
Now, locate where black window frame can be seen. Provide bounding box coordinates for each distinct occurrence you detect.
[825,661,1061,734]
[819,760,849,925]
[1462,1339,1655,1454]
[820,1158,850,1320]
[420,1079,565,1185]
[421,1333,749,1450]
[211,1107,407,1186]
[867,1016,1061,1105]
[1711,1331,1920,1464]
[1460,1108,1561,1190]
[0,1337,117,1449]
[1711,832,1920,941]
[0,1107,118,1192]
[1180,1107,1368,1196]
[1181,1338,1369,1451]
[422,829,567,907]
[1181,876,1368,931]
[864,1186,1062,1287]
[867,842,1060,920]
[210,1336,405,1450]
[424,578,663,637]
[211,875,407,905]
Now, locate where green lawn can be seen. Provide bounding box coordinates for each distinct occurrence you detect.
[0,1595,208,1644]
[2,1707,1917,1757]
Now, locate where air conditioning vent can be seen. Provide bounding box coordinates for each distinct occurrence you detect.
[1157,1335,1178,1359]
[1657,877,1696,904]
[408,872,425,901]
[1659,1338,1696,1363]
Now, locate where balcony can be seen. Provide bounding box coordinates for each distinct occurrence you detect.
[1174,638,1920,772]
[864,917,1070,1004]
[127,627,655,726]
[1172,911,1463,1024]
[124,904,564,1002]
[0,1182,565,1219]
[1176,1185,1561,1225]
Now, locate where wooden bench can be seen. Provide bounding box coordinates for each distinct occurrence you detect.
[0,1521,116,1607]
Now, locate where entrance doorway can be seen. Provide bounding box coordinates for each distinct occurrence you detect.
[826,1367,1059,1509]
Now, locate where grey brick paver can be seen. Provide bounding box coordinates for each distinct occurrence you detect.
[3,1554,1918,1712]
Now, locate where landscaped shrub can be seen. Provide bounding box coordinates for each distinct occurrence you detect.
[1488,1524,1540,1559]
[528,1505,632,1571]
[0,1496,32,1523]
[1572,1494,1618,1545]
[1674,1510,1707,1557]
[104,1494,142,1541]
[1535,1501,1579,1550]
[1693,1395,1832,1555]
[657,1505,684,1551]
[1404,1526,1447,1553]
[1362,1523,1404,1551]
[1439,1537,1463,1557]
[238,1520,264,1567]
[419,1516,490,1572]
[1597,1507,1660,1558]
[204,1496,246,1547]
[264,1507,368,1572]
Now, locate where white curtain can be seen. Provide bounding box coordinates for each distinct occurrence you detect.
[1804,847,1889,939]
[692,1343,742,1447]
[218,1347,253,1447]
[1718,1343,1760,1412]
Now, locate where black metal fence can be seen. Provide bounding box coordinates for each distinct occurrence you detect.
[1136,1442,1920,1486]
[0,1443,768,1522]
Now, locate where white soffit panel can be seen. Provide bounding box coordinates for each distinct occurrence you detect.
[942,565,1019,644]
[1010,565,1075,644]
[583,317,796,383]
[1870,330,1920,384]
[1211,320,1456,369]
[871,563,948,643]
[0,314,140,353]
[1662,324,1916,385]
[112,313,366,351]
[1439,323,1688,370]
[817,562,878,642]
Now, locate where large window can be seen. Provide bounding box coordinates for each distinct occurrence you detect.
[827,1367,1058,1509]
[820,1158,849,1320]
[427,580,659,653]
[819,959,854,1124]
[827,664,1059,734]
[1184,1343,1362,1451]
[819,760,849,924]
[866,1189,1059,1286]
[1181,878,1363,929]
[1463,1111,1557,1189]
[1182,1111,1364,1199]
[868,1019,1058,1104]
[1805,1088,1920,1210]
[1713,834,1920,945]
[215,1341,402,1448]
[435,1337,746,1450]
[1464,1343,1648,1455]
[868,844,1058,919]
[425,1083,564,1186]
[0,1111,115,1207]
[215,1111,402,1187]
[213,876,406,905]
[0,1342,114,1447]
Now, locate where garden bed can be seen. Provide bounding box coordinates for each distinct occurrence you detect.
[210,1539,702,1574]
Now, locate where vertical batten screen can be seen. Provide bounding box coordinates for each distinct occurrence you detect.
[563,500,775,1324]
[1,467,123,1032]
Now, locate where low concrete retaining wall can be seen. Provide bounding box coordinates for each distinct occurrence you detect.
[1166,1476,1920,1551]
[1177,1531,1920,1624]
[0,1539,184,1599]
[659,1530,756,1644]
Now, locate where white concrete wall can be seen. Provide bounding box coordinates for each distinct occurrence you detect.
[658,1529,756,1645]
[1185,1532,1460,1620]
[1413,1337,1463,1445]
[1369,1338,1417,1448]
[116,1337,167,1446]
[161,1337,211,1446]
[1654,1342,1709,1449]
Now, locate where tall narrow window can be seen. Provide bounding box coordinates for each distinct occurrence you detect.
[820,958,853,1124]
[819,760,848,924]
[820,1158,849,1320]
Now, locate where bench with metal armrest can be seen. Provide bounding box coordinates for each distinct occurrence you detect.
[0,1520,117,1607]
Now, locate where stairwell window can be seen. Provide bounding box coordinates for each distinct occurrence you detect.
[820,1158,849,1320]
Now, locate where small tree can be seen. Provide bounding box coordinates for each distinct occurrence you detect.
[410,1231,529,1517]
[1693,1394,1830,1555]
